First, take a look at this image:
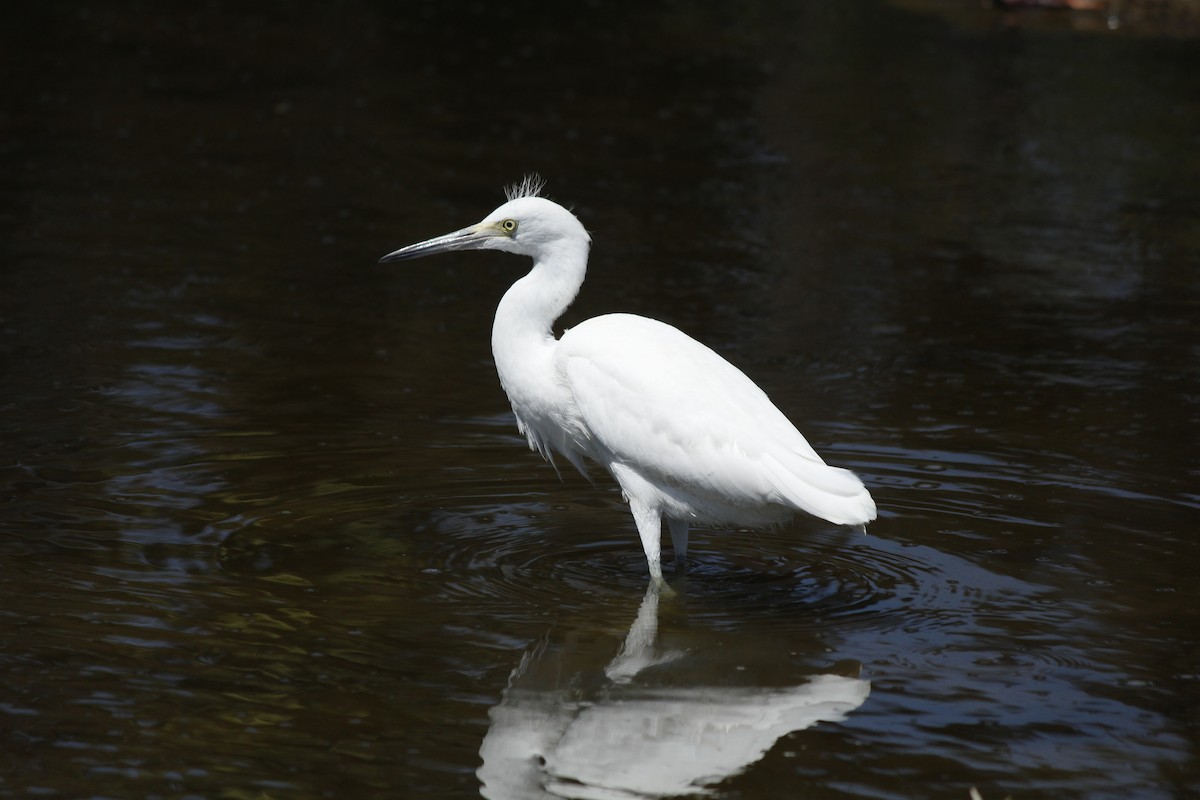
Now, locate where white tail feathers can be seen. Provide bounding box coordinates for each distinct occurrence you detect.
[761,452,877,527]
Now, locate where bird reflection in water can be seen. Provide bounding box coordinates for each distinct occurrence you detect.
[477,587,870,799]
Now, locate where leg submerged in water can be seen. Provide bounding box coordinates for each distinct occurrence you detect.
[627,497,665,587]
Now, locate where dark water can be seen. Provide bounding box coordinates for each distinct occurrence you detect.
[2,1,1198,798]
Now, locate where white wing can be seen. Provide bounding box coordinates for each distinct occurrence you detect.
[556,314,874,525]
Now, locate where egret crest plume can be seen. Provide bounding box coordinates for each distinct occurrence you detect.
[504,174,546,202]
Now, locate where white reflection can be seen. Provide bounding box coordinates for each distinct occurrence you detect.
[478,588,870,799]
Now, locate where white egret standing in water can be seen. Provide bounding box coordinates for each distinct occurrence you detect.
[381,178,876,586]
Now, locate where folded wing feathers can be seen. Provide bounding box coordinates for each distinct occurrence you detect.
[557,316,876,528]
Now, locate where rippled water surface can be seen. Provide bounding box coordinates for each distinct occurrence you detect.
[2,1,1198,798]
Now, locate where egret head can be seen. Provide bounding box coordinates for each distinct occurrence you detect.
[380,179,590,264]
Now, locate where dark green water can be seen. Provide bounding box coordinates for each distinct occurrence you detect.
[2,1,1197,798]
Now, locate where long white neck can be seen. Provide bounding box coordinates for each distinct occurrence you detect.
[491,237,590,377]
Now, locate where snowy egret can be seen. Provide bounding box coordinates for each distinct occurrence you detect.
[381,178,876,586]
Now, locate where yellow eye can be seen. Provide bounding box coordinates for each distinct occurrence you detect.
[501,218,518,234]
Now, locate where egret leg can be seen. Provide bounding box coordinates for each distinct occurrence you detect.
[667,518,689,574]
[627,499,665,588]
